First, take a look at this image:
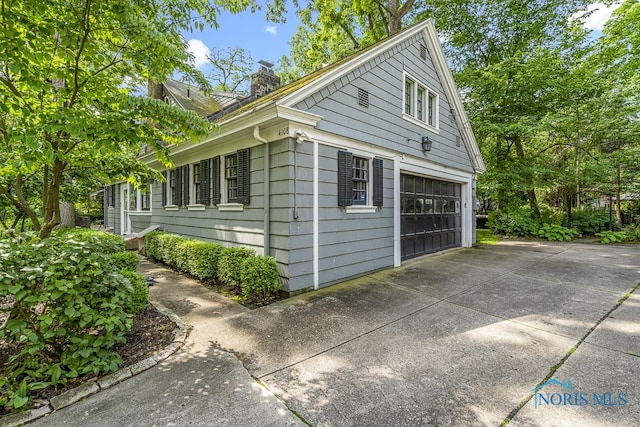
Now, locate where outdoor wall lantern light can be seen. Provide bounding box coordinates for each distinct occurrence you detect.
[421,136,433,152]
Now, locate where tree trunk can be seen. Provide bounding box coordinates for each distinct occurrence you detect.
[40,158,66,239]
[512,135,540,217]
[615,165,623,226]
[53,202,75,231]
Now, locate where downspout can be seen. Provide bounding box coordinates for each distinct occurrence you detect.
[254,126,270,256]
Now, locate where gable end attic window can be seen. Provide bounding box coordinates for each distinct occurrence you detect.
[403,71,439,130]
[358,88,369,108]
[420,44,427,60]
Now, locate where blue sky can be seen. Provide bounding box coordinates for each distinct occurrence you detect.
[185,2,620,79]
[185,6,300,78]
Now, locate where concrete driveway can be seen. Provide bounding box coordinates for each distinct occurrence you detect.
[28,241,640,426]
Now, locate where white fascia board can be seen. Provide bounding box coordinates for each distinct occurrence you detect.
[142,105,322,168]
[400,157,474,183]
[277,21,435,108]
[422,24,486,174]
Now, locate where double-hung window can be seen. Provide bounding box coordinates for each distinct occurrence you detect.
[403,72,438,130]
[193,163,202,204]
[225,154,238,202]
[352,156,369,205]
[338,151,383,211]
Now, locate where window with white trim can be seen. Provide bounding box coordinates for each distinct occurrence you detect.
[125,183,152,212]
[225,153,238,202]
[338,151,383,209]
[352,156,369,205]
[210,148,250,207]
[403,72,438,129]
[193,162,202,204]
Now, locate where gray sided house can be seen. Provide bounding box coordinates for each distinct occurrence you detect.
[104,20,486,293]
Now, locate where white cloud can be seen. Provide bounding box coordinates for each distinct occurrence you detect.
[187,39,211,69]
[577,2,621,31]
[265,26,278,36]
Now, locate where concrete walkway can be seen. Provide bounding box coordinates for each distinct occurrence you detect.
[27,241,640,426]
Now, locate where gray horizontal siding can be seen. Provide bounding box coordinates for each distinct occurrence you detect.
[293,31,474,173]
[129,214,151,232]
[316,144,394,287]
[144,144,267,254]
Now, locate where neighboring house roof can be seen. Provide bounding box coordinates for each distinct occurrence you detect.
[162,79,228,117]
[212,19,486,173]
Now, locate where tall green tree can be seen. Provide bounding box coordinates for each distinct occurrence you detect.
[0,0,253,238]
[207,47,254,93]
[278,0,422,75]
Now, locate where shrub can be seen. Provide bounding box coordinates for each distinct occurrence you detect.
[188,241,223,281]
[111,251,140,272]
[596,230,627,244]
[0,233,133,411]
[121,271,149,314]
[218,246,256,286]
[55,227,125,253]
[145,230,164,260]
[487,206,541,237]
[157,234,189,268]
[239,256,280,301]
[569,210,614,235]
[537,224,579,241]
[174,240,194,272]
[624,224,640,242]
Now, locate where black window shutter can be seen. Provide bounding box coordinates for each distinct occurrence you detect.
[110,185,116,207]
[174,168,182,206]
[199,159,210,205]
[161,171,167,206]
[211,156,221,205]
[337,150,353,206]
[105,185,111,207]
[373,157,384,207]
[237,148,250,205]
[182,164,190,206]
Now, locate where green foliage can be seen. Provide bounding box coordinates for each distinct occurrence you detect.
[141,231,280,304]
[569,210,615,234]
[145,231,164,260]
[623,224,640,242]
[0,233,133,411]
[186,241,224,281]
[111,251,140,272]
[218,246,257,286]
[537,224,579,241]
[157,234,189,269]
[476,229,501,245]
[239,256,280,301]
[487,206,541,237]
[55,228,125,253]
[121,271,149,314]
[0,0,259,238]
[145,232,223,281]
[596,230,627,244]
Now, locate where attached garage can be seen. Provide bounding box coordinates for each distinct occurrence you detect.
[400,174,462,261]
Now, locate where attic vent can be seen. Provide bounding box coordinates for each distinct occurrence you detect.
[456,136,461,147]
[358,88,369,108]
[420,44,427,60]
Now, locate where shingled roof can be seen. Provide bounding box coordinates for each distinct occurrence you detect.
[163,79,226,117]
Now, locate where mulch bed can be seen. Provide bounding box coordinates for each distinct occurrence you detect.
[1,303,178,415]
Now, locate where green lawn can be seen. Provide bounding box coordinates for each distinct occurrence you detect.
[476,228,501,244]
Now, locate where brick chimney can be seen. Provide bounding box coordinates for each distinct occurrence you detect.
[250,60,280,97]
